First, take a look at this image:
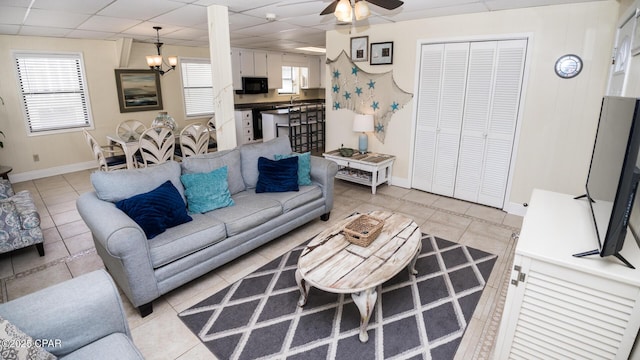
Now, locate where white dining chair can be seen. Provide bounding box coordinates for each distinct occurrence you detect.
[82,129,127,171]
[116,119,147,141]
[176,123,209,159]
[138,126,175,167]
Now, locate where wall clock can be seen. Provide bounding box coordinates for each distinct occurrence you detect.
[554,54,583,79]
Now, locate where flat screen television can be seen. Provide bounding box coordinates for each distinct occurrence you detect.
[575,96,640,269]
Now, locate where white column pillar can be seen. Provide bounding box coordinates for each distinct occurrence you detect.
[207,5,237,150]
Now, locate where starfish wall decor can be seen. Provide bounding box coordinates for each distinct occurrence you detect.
[327,50,413,143]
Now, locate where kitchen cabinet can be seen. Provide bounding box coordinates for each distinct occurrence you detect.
[267,52,283,89]
[306,56,322,89]
[234,110,259,145]
[494,189,640,359]
[231,48,268,90]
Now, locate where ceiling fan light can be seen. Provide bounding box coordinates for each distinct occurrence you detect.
[354,1,370,21]
[335,0,353,22]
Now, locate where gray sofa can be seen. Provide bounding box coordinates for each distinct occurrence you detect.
[77,137,338,317]
[0,270,143,359]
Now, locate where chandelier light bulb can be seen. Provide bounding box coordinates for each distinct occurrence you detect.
[354,1,371,21]
[335,0,353,22]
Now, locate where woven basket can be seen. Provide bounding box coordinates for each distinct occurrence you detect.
[343,215,384,247]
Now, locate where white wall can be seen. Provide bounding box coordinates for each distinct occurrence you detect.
[325,1,619,209]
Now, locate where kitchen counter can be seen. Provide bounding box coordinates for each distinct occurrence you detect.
[261,103,324,115]
[234,99,325,110]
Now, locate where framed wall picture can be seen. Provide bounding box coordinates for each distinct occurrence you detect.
[370,41,393,65]
[351,36,369,62]
[114,69,163,113]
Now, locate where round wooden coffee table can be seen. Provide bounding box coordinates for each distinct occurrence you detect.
[295,211,422,343]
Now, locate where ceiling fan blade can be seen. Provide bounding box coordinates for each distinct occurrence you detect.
[320,1,338,15]
[367,0,404,10]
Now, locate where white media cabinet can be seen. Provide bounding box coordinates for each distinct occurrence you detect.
[494,189,640,359]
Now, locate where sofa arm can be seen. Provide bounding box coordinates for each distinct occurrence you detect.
[76,192,159,308]
[0,270,131,357]
[310,155,339,212]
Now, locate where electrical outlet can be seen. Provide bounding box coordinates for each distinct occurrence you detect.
[33,154,39,162]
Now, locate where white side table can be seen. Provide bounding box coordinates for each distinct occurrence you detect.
[323,150,395,194]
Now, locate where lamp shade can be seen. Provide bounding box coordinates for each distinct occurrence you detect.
[335,0,352,22]
[354,1,371,21]
[353,114,374,132]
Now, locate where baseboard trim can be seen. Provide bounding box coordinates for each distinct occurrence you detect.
[390,176,410,189]
[9,161,96,183]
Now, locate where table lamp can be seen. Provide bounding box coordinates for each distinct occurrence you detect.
[353,114,374,154]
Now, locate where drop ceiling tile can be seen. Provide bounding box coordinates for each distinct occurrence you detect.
[23,9,91,28]
[194,0,281,13]
[164,27,209,40]
[0,6,28,25]
[228,13,266,30]
[1,0,30,6]
[484,0,605,11]
[77,15,142,32]
[122,22,183,37]
[234,20,303,36]
[151,4,209,26]
[98,0,184,21]
[243,1,328,19]
[0,24,20,35]
[66,29,118,39]
[19,25,71,37]
[31,0,114,14]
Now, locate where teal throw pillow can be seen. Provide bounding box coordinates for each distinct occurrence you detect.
[275,152,312,186]
[180,166,234,213]
[115,181,192,239]
[256,156,299,193]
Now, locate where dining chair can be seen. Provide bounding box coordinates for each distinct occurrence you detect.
[207,117,217,152]
[176,123,209,159]
[138,126,175,167]
[116,119,147,141]
[82,129,127,171]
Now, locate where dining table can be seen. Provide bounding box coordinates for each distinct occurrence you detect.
[106,133,141,169]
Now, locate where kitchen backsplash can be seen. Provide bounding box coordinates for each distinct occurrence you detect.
[234,88,325,105]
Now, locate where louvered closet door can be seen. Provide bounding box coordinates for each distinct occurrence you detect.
[455,39,527,208]
[412,43,469,195]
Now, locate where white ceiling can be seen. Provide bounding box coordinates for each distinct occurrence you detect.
[0,0,608,54]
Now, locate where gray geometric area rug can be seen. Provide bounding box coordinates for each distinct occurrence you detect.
[179,234,497,360]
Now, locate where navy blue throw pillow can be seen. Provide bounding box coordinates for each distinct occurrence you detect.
[256,156,299,193]
[116,180,192,239]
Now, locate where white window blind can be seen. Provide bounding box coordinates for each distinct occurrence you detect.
[14,52,92,133]
[180,58,214,117]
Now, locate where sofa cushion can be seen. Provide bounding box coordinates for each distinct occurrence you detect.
[148,213,227,268]
[115,181,192,239]
[240,137,292,189]
[91,161,185,203]
[180,167,234,213]
[256,156,299,193]
[253,185,322,213]
[210,191,282,237]
[60,333,143,360]
[180,149,245,195]
[275,152,312,186]
[0,315,56,360]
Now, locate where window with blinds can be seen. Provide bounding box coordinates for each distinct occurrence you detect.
[14,52,92,134]
[180,58,214,117]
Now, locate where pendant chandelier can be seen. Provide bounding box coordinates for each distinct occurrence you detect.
[146,26,177,76]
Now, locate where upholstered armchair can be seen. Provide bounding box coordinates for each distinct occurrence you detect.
[0,179,44,256]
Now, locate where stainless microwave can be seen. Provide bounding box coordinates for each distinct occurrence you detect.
[238,77,268,94]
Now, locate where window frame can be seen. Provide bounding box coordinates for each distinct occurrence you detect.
[13,50,94,136]
[179,57,215,119]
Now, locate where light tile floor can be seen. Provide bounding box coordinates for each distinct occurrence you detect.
[0,170,522,360]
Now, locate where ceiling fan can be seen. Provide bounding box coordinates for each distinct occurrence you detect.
[321,0,404,22]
